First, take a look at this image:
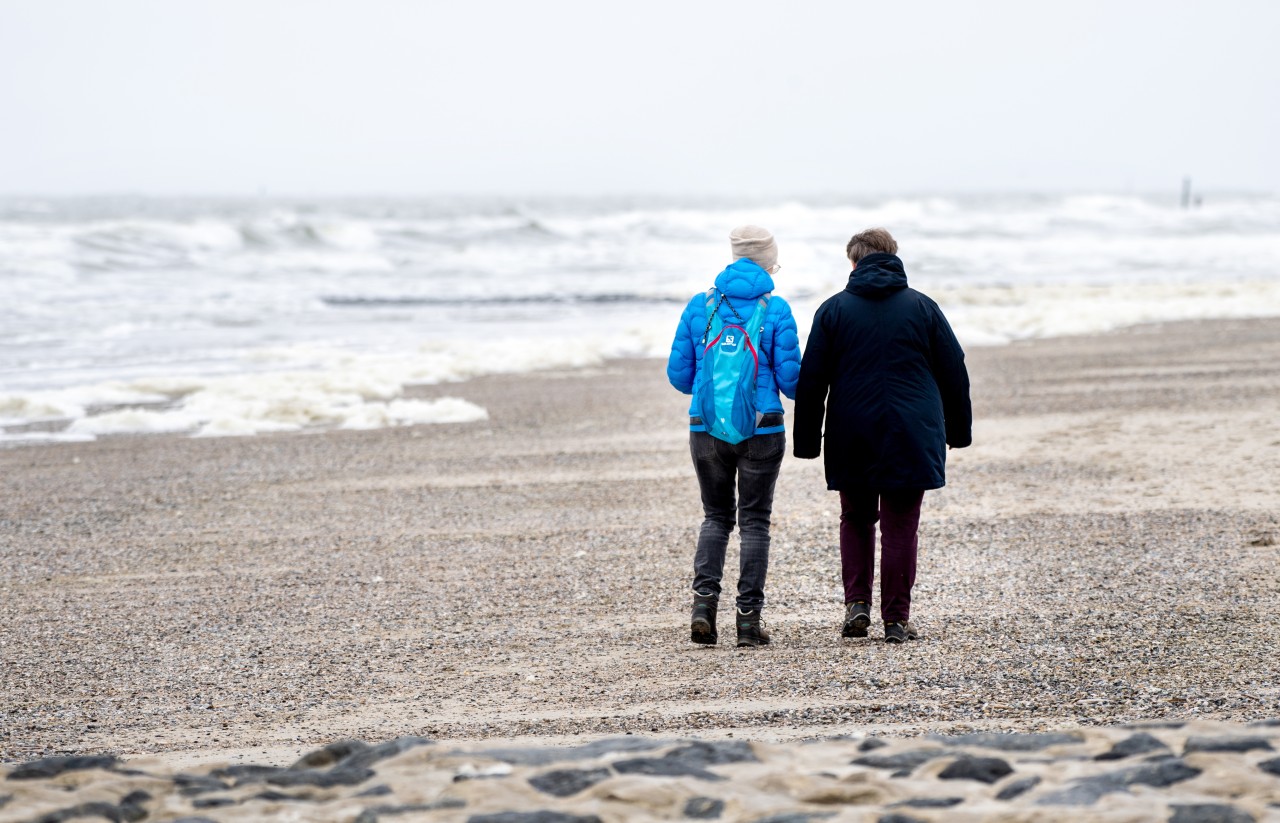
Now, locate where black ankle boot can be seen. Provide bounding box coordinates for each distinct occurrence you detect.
[691,591,718,645]
[735,609,771,648]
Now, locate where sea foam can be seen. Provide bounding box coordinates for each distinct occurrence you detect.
[0,333,653,443]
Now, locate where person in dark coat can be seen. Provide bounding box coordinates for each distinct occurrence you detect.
[793,227,971,644]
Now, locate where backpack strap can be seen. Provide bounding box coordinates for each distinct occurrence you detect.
[700,287,725,344]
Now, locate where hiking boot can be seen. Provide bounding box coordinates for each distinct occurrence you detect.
[842,601,871,638]
[735,609,772,648]
[690,591,718,645]
[884,620,919,644]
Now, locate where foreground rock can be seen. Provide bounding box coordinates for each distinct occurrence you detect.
[4,720,1280,822]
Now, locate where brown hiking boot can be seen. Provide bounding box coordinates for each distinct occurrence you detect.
[842,601,871,638]
[884,620,919,644]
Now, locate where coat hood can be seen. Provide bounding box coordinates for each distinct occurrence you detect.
[715,258,776,300]
[846,252,908,299]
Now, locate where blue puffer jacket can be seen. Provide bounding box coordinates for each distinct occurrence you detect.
[667,258,802,431]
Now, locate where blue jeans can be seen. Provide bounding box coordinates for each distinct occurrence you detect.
[689,429,785,612]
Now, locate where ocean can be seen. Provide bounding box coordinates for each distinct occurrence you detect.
[2,193,1278,444]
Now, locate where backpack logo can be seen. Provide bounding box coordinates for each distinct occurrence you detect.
[696,290,771,445]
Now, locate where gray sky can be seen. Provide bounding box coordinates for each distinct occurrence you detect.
[2,0,1277,196]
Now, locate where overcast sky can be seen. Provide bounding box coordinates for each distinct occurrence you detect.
[2,0,1276,196]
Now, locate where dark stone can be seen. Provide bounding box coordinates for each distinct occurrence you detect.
[174,774,231,795]
[877,815,927,823]
[471,737,670,767]
[528,767,612,797]
[859,737,888,752]
[1111,759,1203,789]
[291,739,370,769]
[266,767,376,788]
[995,775,1041,800]
[663,740,758,766]
[890,770,912,779]
[611,757,723,781]
[684,797,725,819]
[1168,803,1256,823]
[336,736,434,771]
[932,732,1085,752]
[0,795,9,810]
[32,803,125,823]
[852,749,949,771]
[1248,719,1280,728]
[890,797,964,808]
[171,819,218,823]
[253,790,314,802]
[752,815,835,823]
[454,772,509,783]
[1036,783,1114,807]
[1097,733,1170,761]
[937,756,1013,784]
[8,756,122,780]
[1258,756,1280,777]
[355,799,466,822]
[209,764,285,783]
[118,791,151,822]
[467,813,603,823]
[1123,721,1187,730]
[469,737,666,766]
[1037,759,1201,806]
[191,797,236,809]
[1184,736,1274,755]
[356,784,395,797]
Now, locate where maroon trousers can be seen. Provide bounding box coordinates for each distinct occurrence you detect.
[838,489,925,623]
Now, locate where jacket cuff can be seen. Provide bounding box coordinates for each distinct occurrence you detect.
[793,441,821,459]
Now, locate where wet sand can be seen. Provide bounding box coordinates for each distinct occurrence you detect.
[2,317,1279,818]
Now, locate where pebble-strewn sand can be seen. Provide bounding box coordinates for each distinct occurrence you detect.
[2,318,1279,819]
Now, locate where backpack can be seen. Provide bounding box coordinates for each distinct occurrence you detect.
[696,288,772,444]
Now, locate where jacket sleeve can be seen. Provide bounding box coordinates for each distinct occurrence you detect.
[792,302,832,459]
[928,304,973,449]
[768,297,801,400]
[666,297,699,394]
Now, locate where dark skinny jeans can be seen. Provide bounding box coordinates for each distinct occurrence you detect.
[689,429,785,612]
[839,489,925,623]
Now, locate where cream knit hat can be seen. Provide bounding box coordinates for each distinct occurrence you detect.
[729,225,779,274]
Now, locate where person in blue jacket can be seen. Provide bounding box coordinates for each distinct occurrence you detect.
[667,225,802,648]
[793,228,971,644]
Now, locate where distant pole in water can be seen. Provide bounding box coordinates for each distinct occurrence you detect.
[1181,177,1192,209]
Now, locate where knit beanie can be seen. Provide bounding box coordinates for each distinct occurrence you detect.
[729,225,779,273]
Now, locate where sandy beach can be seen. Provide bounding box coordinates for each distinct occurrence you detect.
[3,317,1279,819]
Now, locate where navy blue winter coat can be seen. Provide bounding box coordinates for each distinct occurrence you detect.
[667,258,802,429]
[794,253,971,490]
